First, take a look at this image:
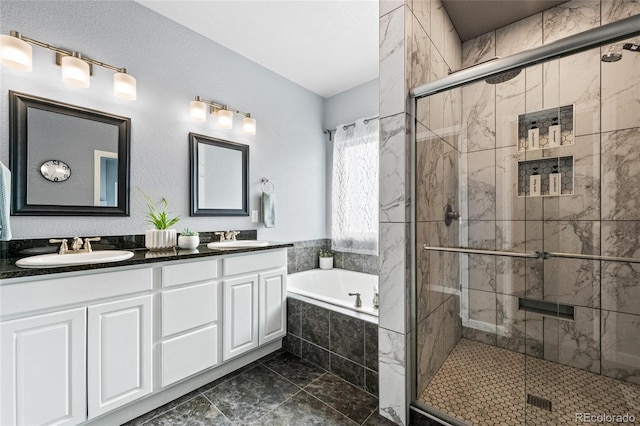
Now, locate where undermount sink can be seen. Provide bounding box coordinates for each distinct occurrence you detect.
[16,250,134,268]
[207,240,269,249]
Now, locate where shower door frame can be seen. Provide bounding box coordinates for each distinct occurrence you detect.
[409,12,640,423]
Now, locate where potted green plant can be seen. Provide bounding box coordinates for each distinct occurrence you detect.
[178,228,200,250]
[144,195,180,250]
[319,249,334,270]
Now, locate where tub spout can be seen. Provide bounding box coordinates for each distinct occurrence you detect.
[348,292,362,308]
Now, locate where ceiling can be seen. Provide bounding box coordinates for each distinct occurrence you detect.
[137,0,379,99]
[443,0,569,42]
[138,1,569,99]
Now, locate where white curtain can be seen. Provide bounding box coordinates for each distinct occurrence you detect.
[331,117,379,255]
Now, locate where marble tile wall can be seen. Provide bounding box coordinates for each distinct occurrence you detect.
[378,0,463,423]
[455,0,640,386]
[412,0,464,401]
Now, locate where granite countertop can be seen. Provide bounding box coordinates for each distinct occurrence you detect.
[1,233,292,280]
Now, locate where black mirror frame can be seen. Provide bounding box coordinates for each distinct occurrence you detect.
[9,91,131,216]
[189,132,249,217]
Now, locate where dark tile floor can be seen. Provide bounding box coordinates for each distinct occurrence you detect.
[124,350,397,426]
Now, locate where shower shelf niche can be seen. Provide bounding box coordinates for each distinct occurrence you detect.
[518,156,574,197]
[518,104,574,152]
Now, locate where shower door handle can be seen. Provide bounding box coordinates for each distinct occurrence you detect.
[423,246,542,259]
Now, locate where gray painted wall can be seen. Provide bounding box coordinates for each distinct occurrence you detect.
[1,0,326,241]
[323,78,379,235]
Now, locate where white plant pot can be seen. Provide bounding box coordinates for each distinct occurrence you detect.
[178,235,200,250]
[319,257,333,270]
[145,229,177,251]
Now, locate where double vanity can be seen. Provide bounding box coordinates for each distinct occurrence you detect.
[0,241,291,426]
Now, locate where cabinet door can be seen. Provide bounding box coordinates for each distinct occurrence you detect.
[259,268,287,345]
[0,308,87,426]
[87,295,153,419]
[223,274,258,361]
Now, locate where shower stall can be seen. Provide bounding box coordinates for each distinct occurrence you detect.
[411,14,640,426]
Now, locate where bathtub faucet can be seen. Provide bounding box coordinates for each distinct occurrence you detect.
[348,292,362,308]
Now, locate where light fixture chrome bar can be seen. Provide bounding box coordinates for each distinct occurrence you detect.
[11,30,126,73]
[196,96,251,118]
[423,246,541,259]
[544,251,640,264]
[410,13,640,99]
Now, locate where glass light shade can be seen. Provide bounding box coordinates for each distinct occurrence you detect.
[190,100,207,122]
[217,109,234,129]
[242,116,256,135]
[0,34,32,71]
[113,72,136,100]
[61,55,90,88]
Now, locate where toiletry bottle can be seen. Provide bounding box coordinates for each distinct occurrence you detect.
[373,286,379,309]
[549,165,561,196]
[530,167,541,196]
[528,121,539,150]
[548,117,560,147]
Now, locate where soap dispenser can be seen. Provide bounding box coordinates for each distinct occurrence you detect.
[528,121,539,150]
[530,167,541,197]
[548,117,560,148]
[549,165,561,196]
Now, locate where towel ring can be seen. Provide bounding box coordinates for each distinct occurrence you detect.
[261,178,275,194]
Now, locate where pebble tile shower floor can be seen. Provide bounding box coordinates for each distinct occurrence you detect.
[419,339,640,425]
[123,350,396,426]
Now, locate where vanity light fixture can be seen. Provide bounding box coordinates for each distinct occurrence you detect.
[189,96,256,135]
[0,30,137,100]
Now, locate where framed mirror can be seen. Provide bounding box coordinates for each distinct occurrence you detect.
[9,91,130,216]
[189,133,249,216]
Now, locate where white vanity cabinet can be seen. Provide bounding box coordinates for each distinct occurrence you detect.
[160,259,222,387]
[0,307,87,426]
[0,267,153,426]
[222,250,287,361]
[87,295,153,418]
[259,268,287,345]
[1,246,288,425]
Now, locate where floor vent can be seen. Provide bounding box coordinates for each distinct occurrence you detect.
[527,394,552,412]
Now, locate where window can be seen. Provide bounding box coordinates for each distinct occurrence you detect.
[331,117,379,255]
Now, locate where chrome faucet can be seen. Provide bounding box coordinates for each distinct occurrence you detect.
[50,236,101,254]
[215,231,227,242]
[225,231,240,241]
[349,292,362,308]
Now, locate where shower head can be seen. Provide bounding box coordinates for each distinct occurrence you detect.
[447,57,522,85]
[484,68,522,84]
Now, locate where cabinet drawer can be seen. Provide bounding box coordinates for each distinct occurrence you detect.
[1,267,153,318]
[223,249,286,276]
[162,259,218,288]
[162,282,219,337]
[162,324,219,387]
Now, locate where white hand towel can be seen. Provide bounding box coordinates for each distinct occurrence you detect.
[0,162,12,241]
[262,192,275,228]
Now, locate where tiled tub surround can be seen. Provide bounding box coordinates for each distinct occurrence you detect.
[287,239,379,275]
[284,297,380,397]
